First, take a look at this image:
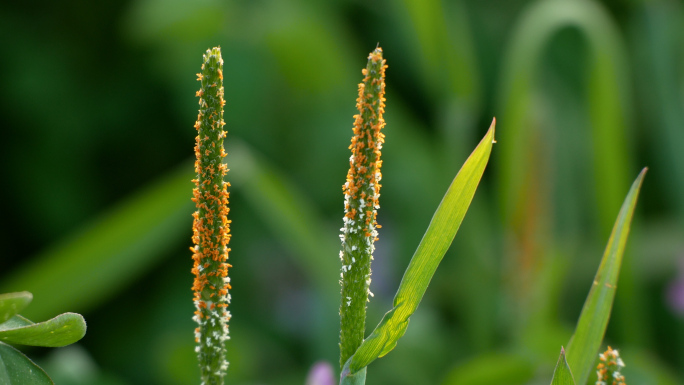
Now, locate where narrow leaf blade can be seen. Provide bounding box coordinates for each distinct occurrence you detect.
[0,163,194,322]
[550,348,576,385]
[344,120,495,375]
[0,293,32,325]
[0,313,86,347]
[0,342,54,385]
[565,168,647,385]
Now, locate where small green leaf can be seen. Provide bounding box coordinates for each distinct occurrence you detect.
[550,348,575,385]
[343,120,495,375]
[0,342,54,385]
[565,168,647,385]
[0,313,86,347]
[0,293,32,325]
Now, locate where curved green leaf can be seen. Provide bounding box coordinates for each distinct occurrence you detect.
[0,313,86,348]
[565,168,647,385]
[550,348,575,385]
[0,293,32,325]
[0,342,53,385]
[342,121,495,378]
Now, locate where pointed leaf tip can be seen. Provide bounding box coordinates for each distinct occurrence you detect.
[551,347,576,385]
[489,118,497,143]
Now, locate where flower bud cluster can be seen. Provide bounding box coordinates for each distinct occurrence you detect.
[596,346,626,385]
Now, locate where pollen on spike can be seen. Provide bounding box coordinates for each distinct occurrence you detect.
[192,46,230,383]
[339,46,387,368]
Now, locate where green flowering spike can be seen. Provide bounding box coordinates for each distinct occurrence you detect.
[190,47,232,385]
[596,347,626,385]
[339,46,388,369]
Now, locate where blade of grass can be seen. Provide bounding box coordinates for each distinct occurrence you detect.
[229,140,340,359]
[565,168,647,385]
[550,348,575,385]
[229,140,339,302]
[0,163,195,321]
[0,140,340,359]
[341,120,495,379]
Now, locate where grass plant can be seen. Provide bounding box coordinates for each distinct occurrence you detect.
[3,0,678,380]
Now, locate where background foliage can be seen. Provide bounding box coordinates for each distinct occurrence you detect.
[1,0,683,384]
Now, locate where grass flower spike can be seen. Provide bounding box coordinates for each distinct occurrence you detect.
[339,46,387,369]
[190,47,232,385]
[596,346,626,385]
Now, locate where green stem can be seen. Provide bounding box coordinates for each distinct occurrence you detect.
[191,47,231,385]
[339,47,387,370]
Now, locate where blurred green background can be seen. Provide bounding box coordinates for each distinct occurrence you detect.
[1,0,683,384]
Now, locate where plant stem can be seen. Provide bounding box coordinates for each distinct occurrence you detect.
[191,47,232,385]
[339,46,387,370]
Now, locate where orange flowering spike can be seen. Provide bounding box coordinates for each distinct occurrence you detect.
[191,46,231,384]
[339,46,387,369]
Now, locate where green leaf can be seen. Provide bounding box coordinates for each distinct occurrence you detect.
[0,313,86,347]
[0,293,32,325]
[565,168,647,385]
[342,120,495,377]
[550,348,575,385]
[0,342,54,385]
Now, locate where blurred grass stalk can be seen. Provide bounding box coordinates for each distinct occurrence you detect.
[495,0,647,347]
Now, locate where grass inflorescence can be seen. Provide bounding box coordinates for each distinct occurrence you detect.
[338,46,388,370]
[190,46,232,385]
